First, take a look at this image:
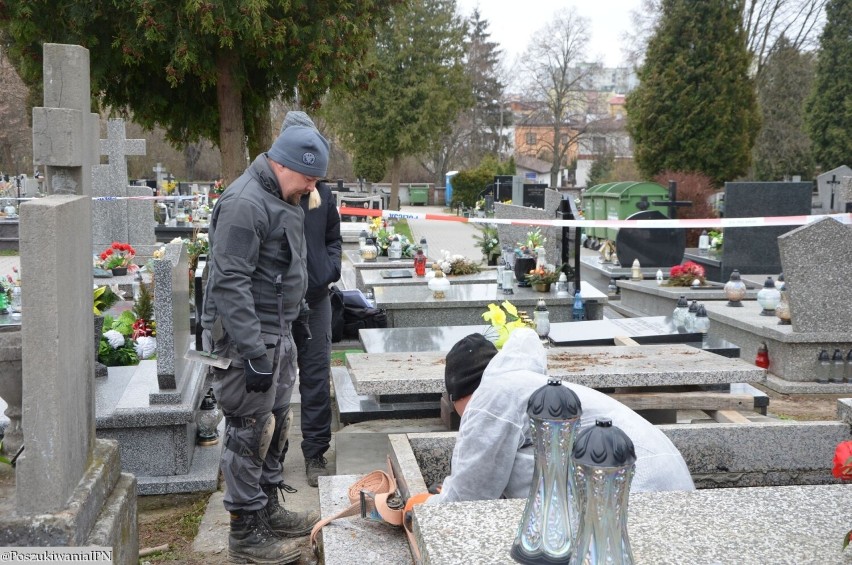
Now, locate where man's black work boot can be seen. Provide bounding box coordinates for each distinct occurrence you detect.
[261,483,319,538]
[228,509,301,564]
[305,456,330,488]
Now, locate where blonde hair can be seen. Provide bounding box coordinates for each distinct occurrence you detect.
[308,190,321,210]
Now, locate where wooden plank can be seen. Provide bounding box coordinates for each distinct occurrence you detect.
[706,409,752,423]
[613,335,641,346]
[610,392,755,411]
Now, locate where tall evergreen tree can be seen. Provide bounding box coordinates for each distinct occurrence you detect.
[325,0,472,209]
[804,0,852,170]
[625,0,760,185]
[752,36,815,180]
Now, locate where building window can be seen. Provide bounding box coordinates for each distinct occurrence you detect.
[592,136,607,153]
[525,132,537,146]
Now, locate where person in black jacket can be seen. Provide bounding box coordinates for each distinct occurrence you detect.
[282,111,342,487]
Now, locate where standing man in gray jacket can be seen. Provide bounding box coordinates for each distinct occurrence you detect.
[202,125,329,564]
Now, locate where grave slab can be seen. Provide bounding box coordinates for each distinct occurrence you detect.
[702,300,852,385]
[360,268,497,291]
[346,344,765,397]
[373,282,606,328]
[317,475,411,565]
[613,278,759,318]
[411,484,852,565]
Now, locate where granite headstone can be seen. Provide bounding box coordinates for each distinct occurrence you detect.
[615,210,685,269]
[777,217,852,334]
[719,182,812,281]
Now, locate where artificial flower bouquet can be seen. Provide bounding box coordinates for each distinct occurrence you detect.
[436,250,481,276]
[481,300,533,348]
[666,260,706,287]
[98,242,136,271]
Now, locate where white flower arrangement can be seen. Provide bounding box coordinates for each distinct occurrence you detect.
[134,336,157,360]
[104,329,125,349]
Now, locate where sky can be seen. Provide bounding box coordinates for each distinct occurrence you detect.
[455,0,640,68]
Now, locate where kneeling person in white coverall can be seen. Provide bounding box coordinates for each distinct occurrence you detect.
[406,328,694,510]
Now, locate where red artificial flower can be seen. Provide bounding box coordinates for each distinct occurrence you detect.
[670,265,684,277]
[833,441,852,481]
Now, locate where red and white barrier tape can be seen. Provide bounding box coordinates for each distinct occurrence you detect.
[337,206,852,230]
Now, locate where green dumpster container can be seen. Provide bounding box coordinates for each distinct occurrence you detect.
[582,183,609,240]
[585,181,670,241]
[409,184,429,205]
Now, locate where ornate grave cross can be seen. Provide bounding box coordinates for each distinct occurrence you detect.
[651,180,693,219]
[100,119,145,194]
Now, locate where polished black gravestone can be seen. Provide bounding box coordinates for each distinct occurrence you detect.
[700,182,812,282]
[615,210,686,269]
[522,183,547,209]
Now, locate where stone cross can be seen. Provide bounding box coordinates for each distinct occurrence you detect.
[100,119,145,193]
[31,44,99,196]
[92,119,155,255]
[152,162,167,188]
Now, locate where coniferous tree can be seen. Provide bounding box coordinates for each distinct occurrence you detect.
[752,36,815,180]
[625,0,760,185]
[804,0,852,170]
[420,8,507,184]
[325,0,472,209]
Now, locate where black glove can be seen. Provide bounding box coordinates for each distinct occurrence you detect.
[296,300,312,341]
[244,354,273,393]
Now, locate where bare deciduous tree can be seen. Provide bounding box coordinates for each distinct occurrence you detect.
[516,9,601,187]
[624,0,826,76]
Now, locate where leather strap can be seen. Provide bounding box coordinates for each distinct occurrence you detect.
[311,456,423,563]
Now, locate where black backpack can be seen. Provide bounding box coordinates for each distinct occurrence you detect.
[341,296,388,339]
[329,285,346,343]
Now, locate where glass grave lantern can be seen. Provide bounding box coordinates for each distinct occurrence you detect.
[571,418,637,565]
[685,300,699,332]
[196,388,220,446]
[361,237,378,262]
[818,349,831,383]
[555,272,571,298]
[388,235,403,260]
[419,237,429,259]
[511,379,582,565]
[358,229,368,250]
[832,349,845,383]
[774,280,791,325]
[534,299,550,341]
[694,304,710,338]
[672,296,689,328]
[723,269,747,306]
[757,276,781,316]
[413,247,428,277]
[502,268,515,295]
[427,269,450,299]
[755,342,770,369]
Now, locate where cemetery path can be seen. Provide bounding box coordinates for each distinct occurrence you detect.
[405,205,481,260]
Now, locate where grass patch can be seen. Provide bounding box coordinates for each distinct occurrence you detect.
[392,219,414,242]
[138,493,210,562]
[0,250,19,256]
[331,348,365,367]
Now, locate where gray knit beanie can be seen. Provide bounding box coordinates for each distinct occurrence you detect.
[267,125,329,178]
[280,111,316,134]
